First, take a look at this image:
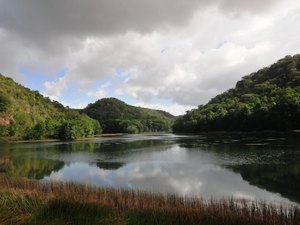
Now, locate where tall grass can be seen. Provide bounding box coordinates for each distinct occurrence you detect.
[0,174,299,225]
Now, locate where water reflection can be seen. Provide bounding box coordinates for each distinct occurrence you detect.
[228,162,300,203]
[1,134,300,204]
[97,162,124,170]
[43,145,293,205]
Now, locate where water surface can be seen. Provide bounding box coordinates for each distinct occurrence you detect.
[1,134,300,205]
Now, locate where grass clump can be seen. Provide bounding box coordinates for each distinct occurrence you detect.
[0,174,299,225]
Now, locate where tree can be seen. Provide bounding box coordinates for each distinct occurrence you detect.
[174,54,300,133]
[24,121,46,139]
[0,93,11,112]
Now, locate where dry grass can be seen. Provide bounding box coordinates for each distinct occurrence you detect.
[0,174,299,225]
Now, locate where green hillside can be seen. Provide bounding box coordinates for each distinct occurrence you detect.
[173,54,300,133]
[0,74,101,140]
[82,98,175,133]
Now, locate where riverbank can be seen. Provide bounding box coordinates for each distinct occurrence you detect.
[0,132,173,144]
[0,133,126,144]
[0,175,299,225]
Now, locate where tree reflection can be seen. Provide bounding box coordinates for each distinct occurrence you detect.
[96,162,124,170]
[0,157,64,179]
[228,162,300,203]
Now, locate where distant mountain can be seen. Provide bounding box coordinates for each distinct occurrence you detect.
[82,98,175,133]
[0,74,101,140]
[173,54,300,132]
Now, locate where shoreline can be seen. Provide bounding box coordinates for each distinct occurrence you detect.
[0,133,126,144]
[174,130,300,136]
[1,131,300,144]
[0,132,174,144]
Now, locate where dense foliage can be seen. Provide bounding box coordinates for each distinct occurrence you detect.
[82,98,175,133]
[173,54,300,132]
[0,74,101,140]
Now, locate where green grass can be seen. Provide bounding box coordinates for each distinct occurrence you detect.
[0,174,299,225]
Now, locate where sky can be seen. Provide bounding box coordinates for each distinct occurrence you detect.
[1,0,300,115]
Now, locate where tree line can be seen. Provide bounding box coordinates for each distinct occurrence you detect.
[173,55,300,133]
[0,75,101,140]
[82,98,175,134]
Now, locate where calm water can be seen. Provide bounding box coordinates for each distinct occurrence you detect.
[1,134,300,205]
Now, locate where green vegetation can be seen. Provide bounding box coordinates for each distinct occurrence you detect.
[0,74,174,140]
[173,54,300,133]
[0,175,299,225]
[0,74,101,140]
[82,98,175,133]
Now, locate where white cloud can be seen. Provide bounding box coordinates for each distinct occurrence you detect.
[134,102,194,116]
[1,0,300,111]
[43,76,68,100]
[87,89,107,99]
[87,82,111,99]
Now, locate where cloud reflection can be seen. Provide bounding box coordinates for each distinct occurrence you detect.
[44,146,293,205]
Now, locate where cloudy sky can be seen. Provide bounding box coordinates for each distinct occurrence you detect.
[1,0,300,115]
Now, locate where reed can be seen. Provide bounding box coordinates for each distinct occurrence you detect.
[0,174,299,225]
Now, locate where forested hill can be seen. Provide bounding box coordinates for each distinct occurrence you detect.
[173,54,300,133]
[0,74,101,140]
[82,98,175,133]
